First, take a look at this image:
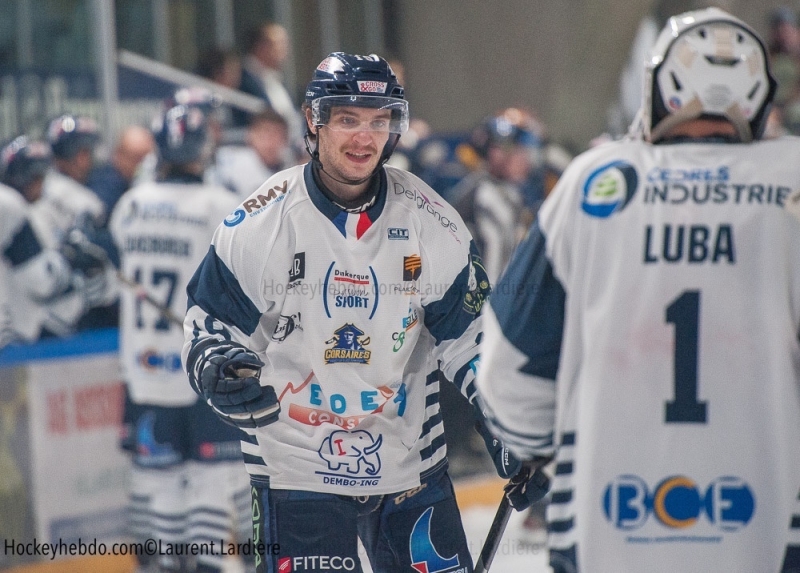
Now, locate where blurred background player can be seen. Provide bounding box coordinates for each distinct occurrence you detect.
[33,114,106,249]
[0,136,113,346]
[450,107,543,283]
[109,89,250,573]
[214,108,292,199]
[477,7,800,573]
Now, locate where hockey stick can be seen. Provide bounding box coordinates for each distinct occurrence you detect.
[116,272,184,328]
[474,492,512,573]
[475,462,552,572]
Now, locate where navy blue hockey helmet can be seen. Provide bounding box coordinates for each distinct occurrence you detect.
[304,53,409,166]
[152,87,217,165]
[46,114,100,159]
[1,136,52,192]
[470,108,543,159]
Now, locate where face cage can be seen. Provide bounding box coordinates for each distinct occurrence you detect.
[311,95,409,134]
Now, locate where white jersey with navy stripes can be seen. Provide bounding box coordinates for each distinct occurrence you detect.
[0,184,80,347]
[182,163,489,496]
[110,178,240,406]
[476,135,800,573]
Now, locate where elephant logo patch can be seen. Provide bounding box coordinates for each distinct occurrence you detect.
[317,430,383,482]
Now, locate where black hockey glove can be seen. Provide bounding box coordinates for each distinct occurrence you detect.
[60,226,108,278]
[473,404,522,479]
[196,343,281,428]
[504,459,552,511]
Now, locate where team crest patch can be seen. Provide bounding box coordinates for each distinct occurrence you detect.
[463,254,490,315]
[581,160,638,218]
[324,324,372,364]
[403,255,422,281]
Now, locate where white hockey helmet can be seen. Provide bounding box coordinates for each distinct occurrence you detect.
[643,7,776,143]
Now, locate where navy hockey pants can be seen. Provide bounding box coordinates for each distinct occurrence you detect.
[250,465,473,573]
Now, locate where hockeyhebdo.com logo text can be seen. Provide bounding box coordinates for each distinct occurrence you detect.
[269,279,451,299]
[602,474,755,537]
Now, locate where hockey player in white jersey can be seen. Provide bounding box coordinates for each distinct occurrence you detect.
[0,136,112,347]
[183,52,547,573]
[110,90,250,573]
[476,7,800,573]
[33,115,106,249]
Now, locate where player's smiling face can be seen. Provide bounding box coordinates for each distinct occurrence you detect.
[312,105,391,201]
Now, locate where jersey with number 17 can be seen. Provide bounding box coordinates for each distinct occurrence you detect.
[109,180,239,406]
[477,135,800,573]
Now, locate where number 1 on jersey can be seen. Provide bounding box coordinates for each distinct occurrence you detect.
[665,290,707,423]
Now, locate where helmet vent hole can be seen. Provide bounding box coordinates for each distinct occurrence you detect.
[698,28,706,39]
[737,32,744,43]
[670,72,683,91]
[747,81,761,100]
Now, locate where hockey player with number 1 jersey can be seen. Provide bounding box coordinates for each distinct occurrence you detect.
[476,8,800,573]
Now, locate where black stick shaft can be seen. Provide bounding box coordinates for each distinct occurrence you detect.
[474,494,512,573]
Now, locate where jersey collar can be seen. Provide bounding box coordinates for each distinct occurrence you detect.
[303,162,387,239]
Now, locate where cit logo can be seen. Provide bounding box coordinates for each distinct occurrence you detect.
[603,474,755,532]
[581,160,638,218]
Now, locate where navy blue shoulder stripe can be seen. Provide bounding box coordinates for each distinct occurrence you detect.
[491,219,565,380]
[4,220,42,267]
[187,245,262,336]
[424,241,489,344]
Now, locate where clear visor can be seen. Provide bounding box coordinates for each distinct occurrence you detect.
[312,95,409,134]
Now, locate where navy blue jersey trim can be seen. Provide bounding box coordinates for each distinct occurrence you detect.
[550,490,573,504]
[550,545,578,573]
[548,518,574,534]
[419,433,446,461]
[419,411,443,439]
[187,245,262,336]
[782,546,800,572]
[303,163,387,225]
[555,461,573,476]
[424,241,488,344]
[491,219,565,379]
[242,452,267,466]
[4,219,43,266]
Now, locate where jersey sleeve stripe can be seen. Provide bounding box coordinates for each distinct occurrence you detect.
[187,245,262,336]
[4,220,43,266]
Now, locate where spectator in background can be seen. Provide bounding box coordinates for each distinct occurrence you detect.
[767,6,800,135]
[196,47,244,135]
[234,22,303,149]
[768,6,800,110]
[214,108,291,198]
[385,57,432,173]
[87,124,155,220]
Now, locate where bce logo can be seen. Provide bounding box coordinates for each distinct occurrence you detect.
[602,475,755,532]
